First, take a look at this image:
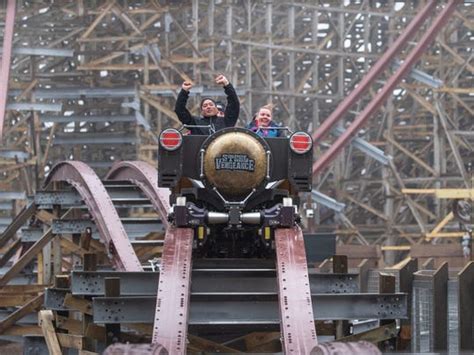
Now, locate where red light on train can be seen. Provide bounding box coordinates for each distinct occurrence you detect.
[289,132,312,154]
[159,129,182,151]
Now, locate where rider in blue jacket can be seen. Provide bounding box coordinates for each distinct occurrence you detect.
[246,105,282,137]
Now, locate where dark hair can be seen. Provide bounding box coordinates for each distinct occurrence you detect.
[200,98,216,109]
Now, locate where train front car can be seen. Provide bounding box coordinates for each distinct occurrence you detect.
[158,127,313,258]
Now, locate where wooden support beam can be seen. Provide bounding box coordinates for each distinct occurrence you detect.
[63,293,93,315]
[0,238,21,267]
[39,310,62,355]
[342,192,388,221]
[385,133,437,175]
[339,322,397,343]
[0,293,44,334]
[187,334,240,353]
[0,229,54,286]
[80,1,116,39]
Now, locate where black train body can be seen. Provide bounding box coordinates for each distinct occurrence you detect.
[158,127,313,257]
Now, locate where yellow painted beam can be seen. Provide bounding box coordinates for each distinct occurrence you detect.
[430,212,454,235]
[402,188,474,199]
[425,232,465,239]
[381,246,411,251]
[402,188,436,194]
[435,189,474,199]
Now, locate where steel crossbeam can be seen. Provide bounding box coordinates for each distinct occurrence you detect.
[45,161,142,271]
[106,161,171,229]
[35,186,150,207]
[70,270,358,296]
[274,227,318,352]
[92,293,407,324]
[151,227,193,354]
[51,219,163,237]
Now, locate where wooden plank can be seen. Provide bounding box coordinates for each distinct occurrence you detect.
[0,284,46,294]
[187,334,240,353]
[3,325,42,336]
[60,236,90,256]
[411,244,463,258]
[78,351,99,355]
[0,293,44,334]
[56,315,82,334]
[139,93,180,124]
[342,192,388,221]
[0,229,54,286]
[0,295,37,307]
[336,245,380,259]
[80,1,115,39]
[340,322,397,343]
[0,202,37,248]
[39,310,62,355]
[85,323,107,340]
[385,133,437,175]
[104,277,121,345]
[36,210,55,225]
[63,293,93,315]
[57,333,85,350]
[0,238,21,267]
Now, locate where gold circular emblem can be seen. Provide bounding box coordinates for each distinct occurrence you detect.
[203,132,267,196]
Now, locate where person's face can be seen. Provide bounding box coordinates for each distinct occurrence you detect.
[257,108,272,126]
[201,100,218,117]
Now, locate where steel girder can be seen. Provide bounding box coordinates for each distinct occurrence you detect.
[70,270,359,296]
[90,292,407,324]
[105,161,170,229]
[45,161,142,271]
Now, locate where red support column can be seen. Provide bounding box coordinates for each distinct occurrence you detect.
[311,1,437,145]
[313,0,460,176]
[0,0,16,143]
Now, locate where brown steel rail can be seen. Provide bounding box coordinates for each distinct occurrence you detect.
[311,0,437,146]
[0,0,16,142]
[45,161,142,271]
[312,0,460,176]
[105,161,170,229]
[275,226,318,353]
[151,226,194,354]
[106,162,194,352]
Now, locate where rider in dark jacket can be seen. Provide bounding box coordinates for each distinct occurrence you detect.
[174,75,240,135]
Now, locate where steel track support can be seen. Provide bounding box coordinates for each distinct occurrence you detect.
[275,227,318,353]
[106,161,171,229]
[152,227,194,354]
[45,161,142,271]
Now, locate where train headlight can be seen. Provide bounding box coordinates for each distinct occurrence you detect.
[289,132,312,154]
[159,128,182,151]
